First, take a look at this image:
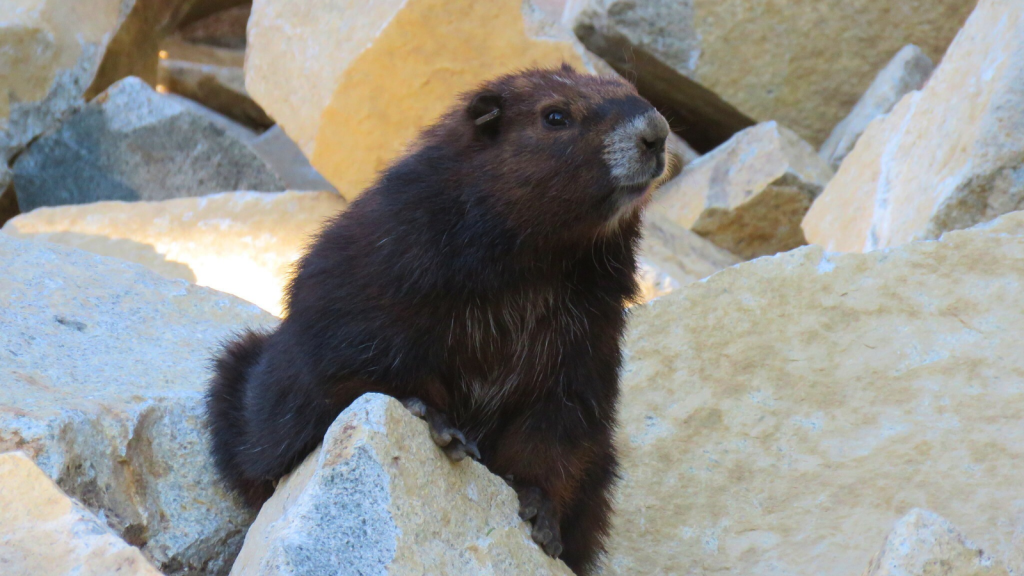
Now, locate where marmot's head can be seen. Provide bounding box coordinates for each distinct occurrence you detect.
[425,65,670,244]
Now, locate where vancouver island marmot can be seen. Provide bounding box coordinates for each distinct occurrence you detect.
[207,64,669,574]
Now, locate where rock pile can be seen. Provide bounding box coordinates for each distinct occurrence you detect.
[2,0,1024,575]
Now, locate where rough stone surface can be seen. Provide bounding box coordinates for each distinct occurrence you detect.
[13,76,283,212]
[250,126,338,193]
[1,0,126,162]
[230,393,573,576]
[603,210,1024,575]
[0,451,163,576]
[653,121,834,259]
[819,45,934,171]
[804,0,1024,253]
[863,509,1010,576]
[3,190,345,317]
[0,233,277,575]
[572,0,974,147]
[245,0,609,200]
[635,209,740,302]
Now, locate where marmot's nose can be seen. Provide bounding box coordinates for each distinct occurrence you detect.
[638,111,670,153]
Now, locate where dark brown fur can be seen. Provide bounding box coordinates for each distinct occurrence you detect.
[206,65,665,574]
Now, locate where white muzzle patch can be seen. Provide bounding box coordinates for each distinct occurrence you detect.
[602,110,671,187]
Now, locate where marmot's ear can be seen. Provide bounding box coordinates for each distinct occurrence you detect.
[468,90,503,137]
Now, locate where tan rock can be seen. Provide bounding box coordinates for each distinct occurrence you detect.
[635,209,741,302]
[863,509,1009,576]
[245,0,606,200]
[819,45,934,170]
[0,451,163,576]
[652,121,834,259]
[230,393,572,576]
[604,210,1024,575]
[572,0,973,147]
[804,0,1024,253]
[0,233,276,574]
[3,191,345,316]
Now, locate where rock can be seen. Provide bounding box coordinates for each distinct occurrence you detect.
[178,4,250,49]
[1,0,126,161]
[604,210,1024,575]
[0,233,277,574]
[803,0,1024,253]
[635,209,741,302]
[0,451,163,576]
[572,0,973,147]
[652,121,834,259]
[3,190,345,317]
[229,393,573,576]
[12,76,283,213]
[250,126,338,193]
[819,45,934,170]
[245,0,609,200]
[863,509,1010,576]
[0,163,15,226]
[157,37,273,130]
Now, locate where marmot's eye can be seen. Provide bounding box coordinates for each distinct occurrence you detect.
[543,109,570,128]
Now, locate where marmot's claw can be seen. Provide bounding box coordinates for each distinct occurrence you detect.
[401,397,478,462]
[400,397,427,418]
[513,485,563,558]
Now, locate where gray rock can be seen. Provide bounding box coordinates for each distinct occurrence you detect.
[230,394,573,576]
[250,126,338,193]
[863,510,1009,576]
[820,45,934,170]
[13,76,284,213]
[0,232,277,575]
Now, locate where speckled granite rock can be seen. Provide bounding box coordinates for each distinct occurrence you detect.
[12,76,283,212]
[863,510,1010,576]
[0,233,277,575]
[230,394,572,576]
[603,210,1024,575]
[0,451,164,576]
[3,191,346,316]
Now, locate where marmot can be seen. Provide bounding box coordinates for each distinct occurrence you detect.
[206,64,669,574]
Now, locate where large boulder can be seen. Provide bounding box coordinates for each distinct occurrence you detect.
[0,233,277,574]
[604,210,1024,575]
[0,162,15,226]
[0,451,163,576]
[819,45,934,170]
[652,121,834,259]
[245,0,609,200]
[571,0,973,147]
[229,393,573,576]
[12,77,284,212]
[3,190,345,317]
[863,509,1010,576]
[803,0,1024,252]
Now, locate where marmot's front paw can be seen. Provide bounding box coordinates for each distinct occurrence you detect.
[514,485,564,558]
[401,397,481,462]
